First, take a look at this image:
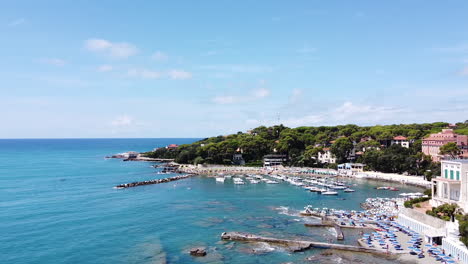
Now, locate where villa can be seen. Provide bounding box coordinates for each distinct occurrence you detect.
[397,159,468,262]
[422,129,468,161]
[431,159,468,211]
[391,136,410,148]
[317,148,336,164]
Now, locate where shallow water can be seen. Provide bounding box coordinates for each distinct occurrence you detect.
[0,139,422,264]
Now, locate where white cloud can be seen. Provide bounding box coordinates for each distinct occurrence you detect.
[460,66,468,76]
[111,115,133,127]
[127,68,192,80]
[296,46,317,54]
[212,88,271,104]
[252,88,270,98]
[168,70,192,80]
[8,18,26,27]
[39,58,66,66]
[289,88,303,104]
[127,68,162,79]
[97,65,113,72]
[151,51,168,61]
[212,96,238,104]
[85,38,138,58]
[199,64,273,73]
[434,44,468,53]
[282,102,404,127]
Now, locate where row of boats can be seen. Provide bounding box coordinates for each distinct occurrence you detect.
[215,174,356,195]
[216,174,278,185]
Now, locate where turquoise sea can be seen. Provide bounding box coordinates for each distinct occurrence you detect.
[1,139,422,264]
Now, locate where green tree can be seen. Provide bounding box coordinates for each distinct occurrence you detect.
[330,137,354,163]
[439,142,461,159]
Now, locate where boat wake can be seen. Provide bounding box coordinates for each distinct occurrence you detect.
[274,206,301,217]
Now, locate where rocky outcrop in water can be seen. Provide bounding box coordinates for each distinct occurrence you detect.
[189,247,207,256]
[115,174,195,189]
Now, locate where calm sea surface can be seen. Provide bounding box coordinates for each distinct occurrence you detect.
[0,139,422,264]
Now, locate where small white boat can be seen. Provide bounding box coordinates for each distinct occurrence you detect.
[249,179,260,184]
[322,189,338,195]
[266,180,278,184]
[233,178,245,185]
[332,186,346,190]
[344,188,355,192]
[215,177,225,183]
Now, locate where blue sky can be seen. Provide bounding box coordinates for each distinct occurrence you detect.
[1,0,468,138]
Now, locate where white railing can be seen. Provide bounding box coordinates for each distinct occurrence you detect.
[442,237,468,264]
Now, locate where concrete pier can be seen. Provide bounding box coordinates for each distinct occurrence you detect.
[303,223,344,240]
[220,232,390,254]
[115,174,195,189]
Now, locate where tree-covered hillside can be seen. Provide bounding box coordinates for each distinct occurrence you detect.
[146,121,468,177]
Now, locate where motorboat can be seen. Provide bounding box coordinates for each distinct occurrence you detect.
[344,188,355,192]
[233,178,245,185]
[215,177,225,183]
[322,189,338,195]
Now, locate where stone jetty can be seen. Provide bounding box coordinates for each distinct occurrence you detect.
[220,232,390,254]
[114,174,195,189]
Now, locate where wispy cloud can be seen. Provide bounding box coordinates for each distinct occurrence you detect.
[296,45,317,54]
[168,70,192,80]
[85,38,138,59]
[151,51,168,61]
[282,102,404,127]
[8,18,26,27]
[212,88,271,104]
[127,68,192,80]
[460,66,468,76]
[199,64,274,74]
[97,65,113,72]
[39,58,67,66]
[433,44,468,53]
[127,68,162,79]
[111,114,134,127]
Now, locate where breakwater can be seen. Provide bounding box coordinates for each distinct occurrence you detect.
[220,232,390,255]
[114,174,195,189]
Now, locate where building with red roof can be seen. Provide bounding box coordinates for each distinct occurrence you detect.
[391,135,409,148]
[422,129,468,161]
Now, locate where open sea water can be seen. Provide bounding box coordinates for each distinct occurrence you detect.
[0,139,422,264]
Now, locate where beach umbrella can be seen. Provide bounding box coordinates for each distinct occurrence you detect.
[424,244,432,247]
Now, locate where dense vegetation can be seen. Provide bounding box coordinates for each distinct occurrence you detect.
[403,189,432,208]
[426,203,460,221]
[458,214,468,247]
[145,121,468,177]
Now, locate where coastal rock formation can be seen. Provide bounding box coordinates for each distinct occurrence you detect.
[189,247,207,256]
[114,174,195,189]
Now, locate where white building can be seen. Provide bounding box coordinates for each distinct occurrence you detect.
[391,136,410,148]
[317,148,336,164]
[263,154,287,167]
[431,159,468,212]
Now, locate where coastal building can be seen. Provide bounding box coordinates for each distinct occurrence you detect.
[422,129,468,161]
[399,160,468,262]
[337,163,365,175]
[126,151,139,159]
[317,148,336,164]
[431,159,468,212]
[166,144,179,150]
[263,154,287,167]
[391,136,410,148]
[232,153,245,165]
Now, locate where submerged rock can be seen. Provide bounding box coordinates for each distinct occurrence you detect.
[190,247,207,257]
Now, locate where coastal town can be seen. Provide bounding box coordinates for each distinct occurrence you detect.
[109,122,468,263]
